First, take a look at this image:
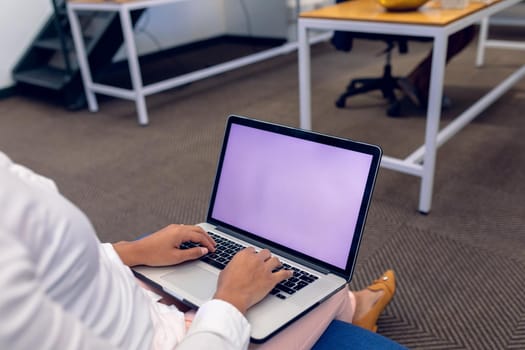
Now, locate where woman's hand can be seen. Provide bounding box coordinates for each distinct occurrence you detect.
[113,224,216,267]
[213,248,293,314]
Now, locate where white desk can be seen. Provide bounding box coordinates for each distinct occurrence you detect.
[298,0,525,213]
[67,0,330,125]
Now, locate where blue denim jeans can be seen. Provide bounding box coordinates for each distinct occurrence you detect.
[313,320,406,349]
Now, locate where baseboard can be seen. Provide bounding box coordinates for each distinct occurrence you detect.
[110,34,287,71]
[95,34,288,88]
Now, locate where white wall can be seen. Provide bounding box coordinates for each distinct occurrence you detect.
[223,0,288,39]
[114,0,227,60]
[0,0,52,89]
[222,0,333,41]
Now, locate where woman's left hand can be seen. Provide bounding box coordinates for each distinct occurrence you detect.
[113,224,216,267]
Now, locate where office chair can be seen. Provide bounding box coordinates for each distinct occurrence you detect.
[334,38,408,117]
[330,0,426,117]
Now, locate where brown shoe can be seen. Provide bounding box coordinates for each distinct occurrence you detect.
[353,270,396,332]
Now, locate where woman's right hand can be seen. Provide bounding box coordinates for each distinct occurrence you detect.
[213,248,293,314]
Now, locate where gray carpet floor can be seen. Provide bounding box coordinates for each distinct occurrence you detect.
[1,30,524,349]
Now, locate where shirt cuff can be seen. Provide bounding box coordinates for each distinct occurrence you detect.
[188,299,251,348]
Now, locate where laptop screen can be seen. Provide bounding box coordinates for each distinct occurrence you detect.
[208,116,381,275]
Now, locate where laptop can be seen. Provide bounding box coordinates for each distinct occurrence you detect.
[133,115,382,343]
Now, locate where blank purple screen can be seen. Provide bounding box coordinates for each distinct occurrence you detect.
[211,124,373,269]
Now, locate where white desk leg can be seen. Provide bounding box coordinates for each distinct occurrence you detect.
[419,34,448,214]
[67,5,98,112]
[476,17,490,67]
[298,20,312,130]
[119,7,148,126]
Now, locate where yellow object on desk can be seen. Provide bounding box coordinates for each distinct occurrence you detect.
[378,0,430,11]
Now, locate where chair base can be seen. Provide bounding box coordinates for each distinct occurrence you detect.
[335,63,402,117]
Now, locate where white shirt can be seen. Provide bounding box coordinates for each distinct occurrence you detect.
[0,152,250,350]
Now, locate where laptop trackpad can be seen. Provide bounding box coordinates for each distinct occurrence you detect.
[161,264,218,302]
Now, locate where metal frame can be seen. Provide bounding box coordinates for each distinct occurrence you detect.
[298,0,524,213]
[67,0,331,126]
[476,13,525,67]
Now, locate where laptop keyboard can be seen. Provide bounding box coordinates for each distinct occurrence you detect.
[179,232,318,300]
[180,232,245,270]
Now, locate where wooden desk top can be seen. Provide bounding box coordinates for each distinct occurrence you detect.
[300,0,499,26]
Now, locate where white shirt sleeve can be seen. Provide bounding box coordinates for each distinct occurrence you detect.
[0,151,252,350]
[178,299,251,350]
[101,242,252,350]
[0,229,119,350]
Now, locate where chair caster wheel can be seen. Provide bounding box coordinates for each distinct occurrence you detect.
[387,102,401,117]
[335,98,346,108]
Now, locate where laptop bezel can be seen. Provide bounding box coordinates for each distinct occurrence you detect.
[206,115,382,280]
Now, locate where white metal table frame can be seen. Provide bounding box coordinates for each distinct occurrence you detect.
[67,0,329,126]
[298,0,525,213]
[476,7,525,66]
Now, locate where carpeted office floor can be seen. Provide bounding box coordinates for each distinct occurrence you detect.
[1,29,524,349]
